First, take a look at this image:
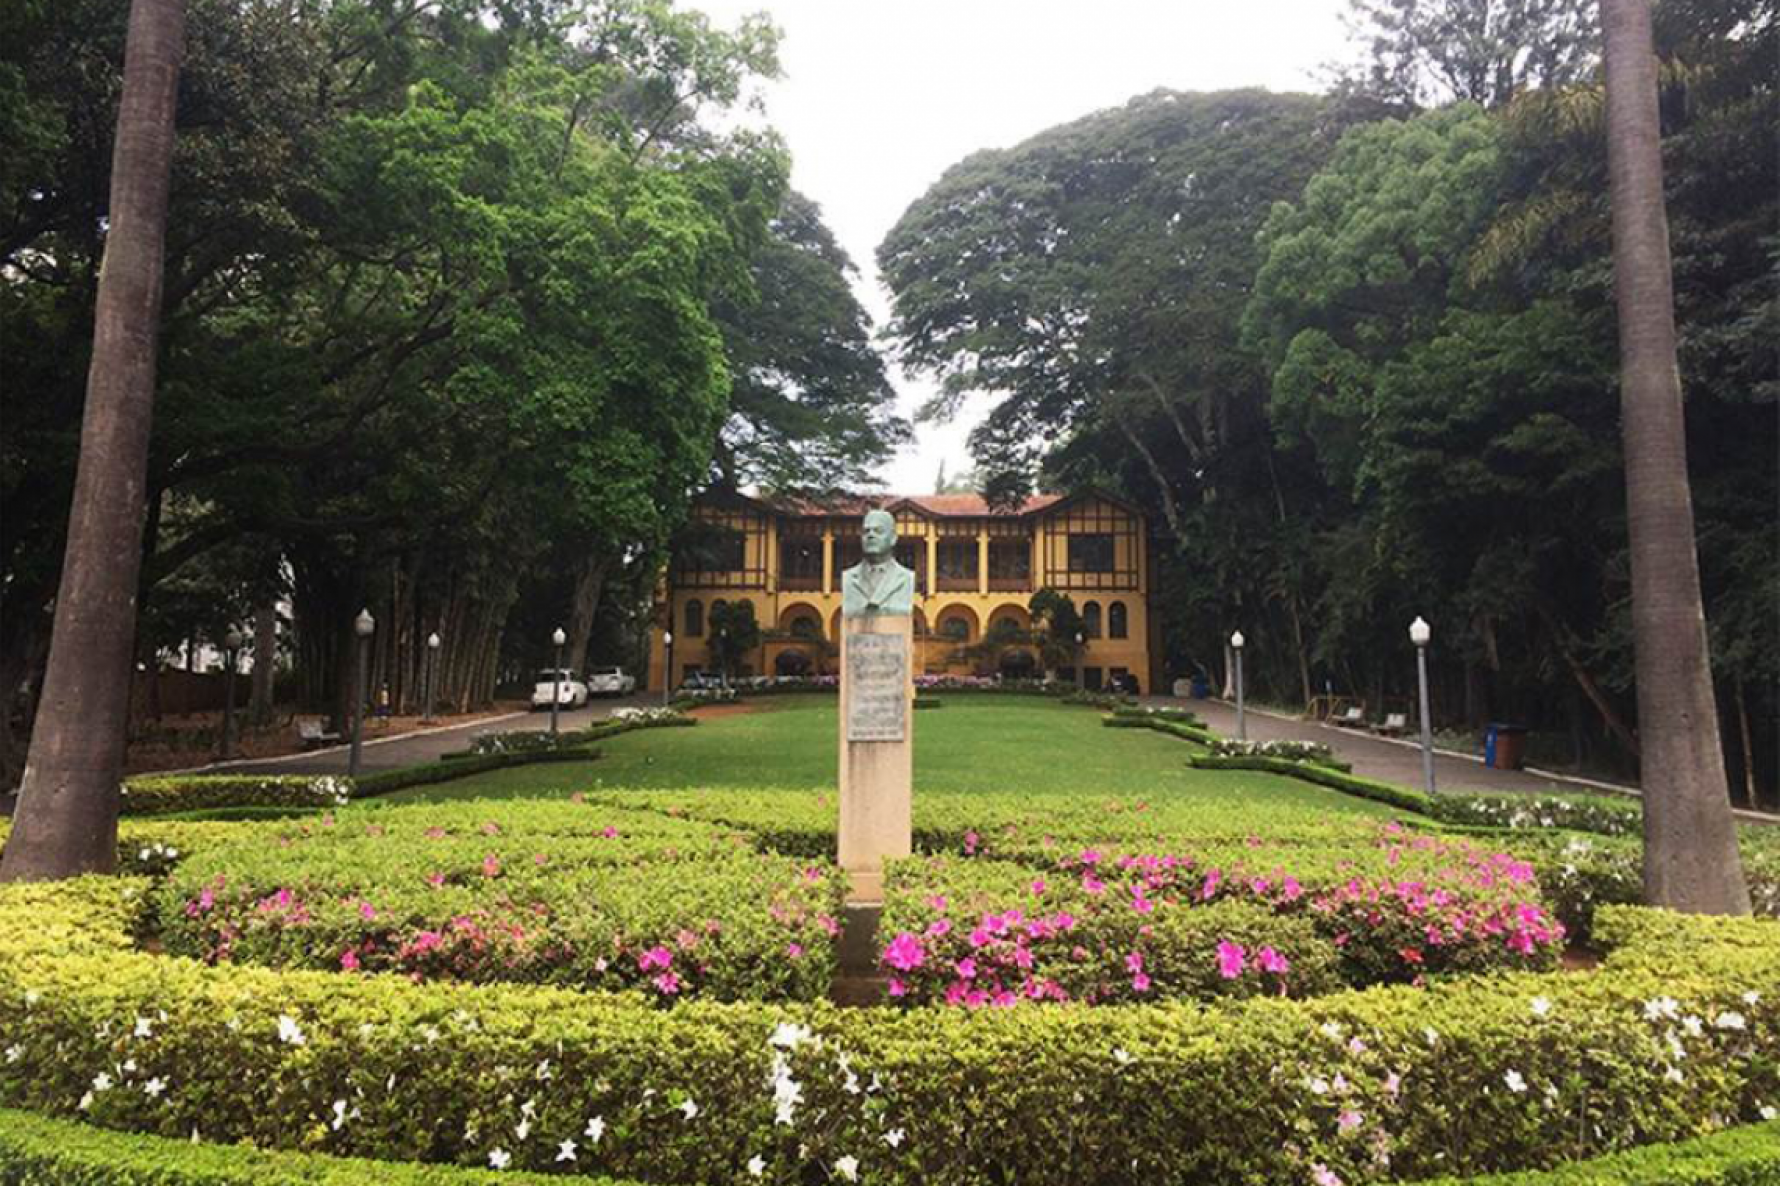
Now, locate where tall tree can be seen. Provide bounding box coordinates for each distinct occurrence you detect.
[1,0,184,881]
[1598,0,1748,912]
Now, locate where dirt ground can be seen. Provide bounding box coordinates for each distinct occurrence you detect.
[123,705,524,775]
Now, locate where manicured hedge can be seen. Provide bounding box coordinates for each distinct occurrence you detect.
[1103,713,1219,745]
[1427,792,1644,838]
[1187,752,1436,813]
[152,801,841,1001]
[3,878,1775,1185]
[352,747,600,797]
[119,774,352,817]
[1413,1121,1780,1185]
[0,1107,645,1185]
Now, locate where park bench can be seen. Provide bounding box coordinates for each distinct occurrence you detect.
[1334,706,1367,728]
[297,719,343,749]
[1372,712,1408,736]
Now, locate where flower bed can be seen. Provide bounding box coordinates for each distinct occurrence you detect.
[152,801,841,1002]
[119,774,352,817]
[1427,792,1643,837]
[878,827,1566,1005]
[2,873,1775,1185]
[1208,736,1346,768]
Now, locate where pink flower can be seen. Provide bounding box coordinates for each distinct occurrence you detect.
[955,957,978,980]
[963,831,980,854]
[1030,879,1047,896]
[882,932,926,972]
[1256,947,1290,974]
[925,918,952,939]
[340,949,360,971]
[968,928,992,949]
[424,826,446,839]
[358,901,377,921]
[1082,874,1106,895]
[927,895,948,911]
[786,943,804,959]
[1079,849,1101,866]
[1216,940,1246,979]
[1131,972,1152,993]
[1201,869,1223,900]
[1132,894,1154,915]
[887,978,906,997]
[601,826,619,839]
[1125,951,1145,973]
[425,872,445,888]
[1313,1163,1345,1186]
[1337,1109,1362,1132]
[638,946,674,972]
[653,971,681,995]
[481,854,501,878]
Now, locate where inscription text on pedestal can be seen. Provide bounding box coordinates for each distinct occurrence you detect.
[845,632,907,742]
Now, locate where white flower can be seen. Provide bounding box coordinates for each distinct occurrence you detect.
[1423,1027,1439,1045]
[1761,1105,1778,1122]
[488,1148,511,1170]
[1112,1047,1132,1065]
[1714,1012,1747,1031]
[535,1059,553,1081]
[584,1116,606,1143]
[1320,1021,1343,1040]
[1644,996,1680,1021]
[1742,991,1761,1007]
[1309,1076,1330,1096]
[4,1045,20,1064]
[679,1099,699,1121]
[1664,1066,1685,1084]
[332,1099,349,1131]
[515,1118,531,1141]
[134,1016,154,1038]
[834,1154,860,1181]
[1504,1070,1528,1094]
[770,1022,813,1050]
[747,1155,766,1177]
[122,1058,137,1074]
[1683,1015,1704,1038]
[555,1139,577,1162]
[143,1077,166,1099]
[78,1091,94,1111]
[139,848,152,861]
[91,1072,114,1093]
[24,990,40,1007]
[276,1015,305,1046]
[883,1128,905,1148]
[1530,997,1551,1018]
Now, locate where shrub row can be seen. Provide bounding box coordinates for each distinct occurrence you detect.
[878,825,1568,1005]
[1426,792,1643,837]
[3,879,1775,1185]
[1102,713,1218,745]
[1414,1120,1780,1185]
[118,774,352,817]
[1107,704,1203,726]
[1186,752,1435,814]
[0,1107,645,1185]
[152,801,841,1002]
[353,748,600,797]
[1207,736,1349,770]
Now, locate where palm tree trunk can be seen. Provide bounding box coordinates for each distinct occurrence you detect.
[1,0,185,882]
[1599,0,1748,913]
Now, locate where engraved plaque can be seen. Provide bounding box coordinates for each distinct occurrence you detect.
[845,632,907,742]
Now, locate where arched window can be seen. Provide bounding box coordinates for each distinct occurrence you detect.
[1108,601,1128,640]
[1083,601,1102,639]
[939,615,970,642]
[684,599,704,638]
[790,614,818,639]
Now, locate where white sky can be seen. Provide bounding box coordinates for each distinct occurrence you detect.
[692,0,1352,493]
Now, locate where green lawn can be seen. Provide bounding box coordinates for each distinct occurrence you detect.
[382,695,1397,822]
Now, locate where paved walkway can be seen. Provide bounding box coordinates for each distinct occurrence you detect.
[1171,697,1776,823]
[176,694,658,777]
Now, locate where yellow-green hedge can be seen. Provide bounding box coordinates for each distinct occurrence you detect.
[2,873,1775,1185]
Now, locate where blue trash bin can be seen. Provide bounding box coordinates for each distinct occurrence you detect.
[1190,675,1210,699]
[1483,724,1499,768]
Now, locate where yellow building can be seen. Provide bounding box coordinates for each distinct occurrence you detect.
[647,489,1157,693]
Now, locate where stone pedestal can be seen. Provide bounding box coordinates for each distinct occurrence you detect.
[837,613,913,905]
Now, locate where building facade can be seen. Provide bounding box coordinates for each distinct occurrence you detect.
[648,490,1157,692]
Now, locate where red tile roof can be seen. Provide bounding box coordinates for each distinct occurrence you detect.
[770,493,1065,518]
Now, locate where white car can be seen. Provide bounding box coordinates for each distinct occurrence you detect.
[530,668,589,710]
[585,666,637,697]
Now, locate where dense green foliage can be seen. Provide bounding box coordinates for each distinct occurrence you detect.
[878,1,1779,805]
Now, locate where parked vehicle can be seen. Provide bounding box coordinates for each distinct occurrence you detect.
[585,666,637,697]
[679,670,725,691]
[530,668,589,710]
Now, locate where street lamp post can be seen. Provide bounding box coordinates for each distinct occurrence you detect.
[550,626,566,736]
[1230,630,1247,740]
[1075,631,1085,690]
[1410,616,1436,796]
[349,609,374,778]
[662,631,674,707]
[423,631,441,724]
[220,626,244,760]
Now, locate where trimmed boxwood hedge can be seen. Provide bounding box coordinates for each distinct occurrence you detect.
[3,871,1775,1186]
[120,774,352,817]
[1186,751,1436,813]
[0,1106,645,1185]
[1410,1119,1780,1184]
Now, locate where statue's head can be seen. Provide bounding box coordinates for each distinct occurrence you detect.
[861,509,896,560]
